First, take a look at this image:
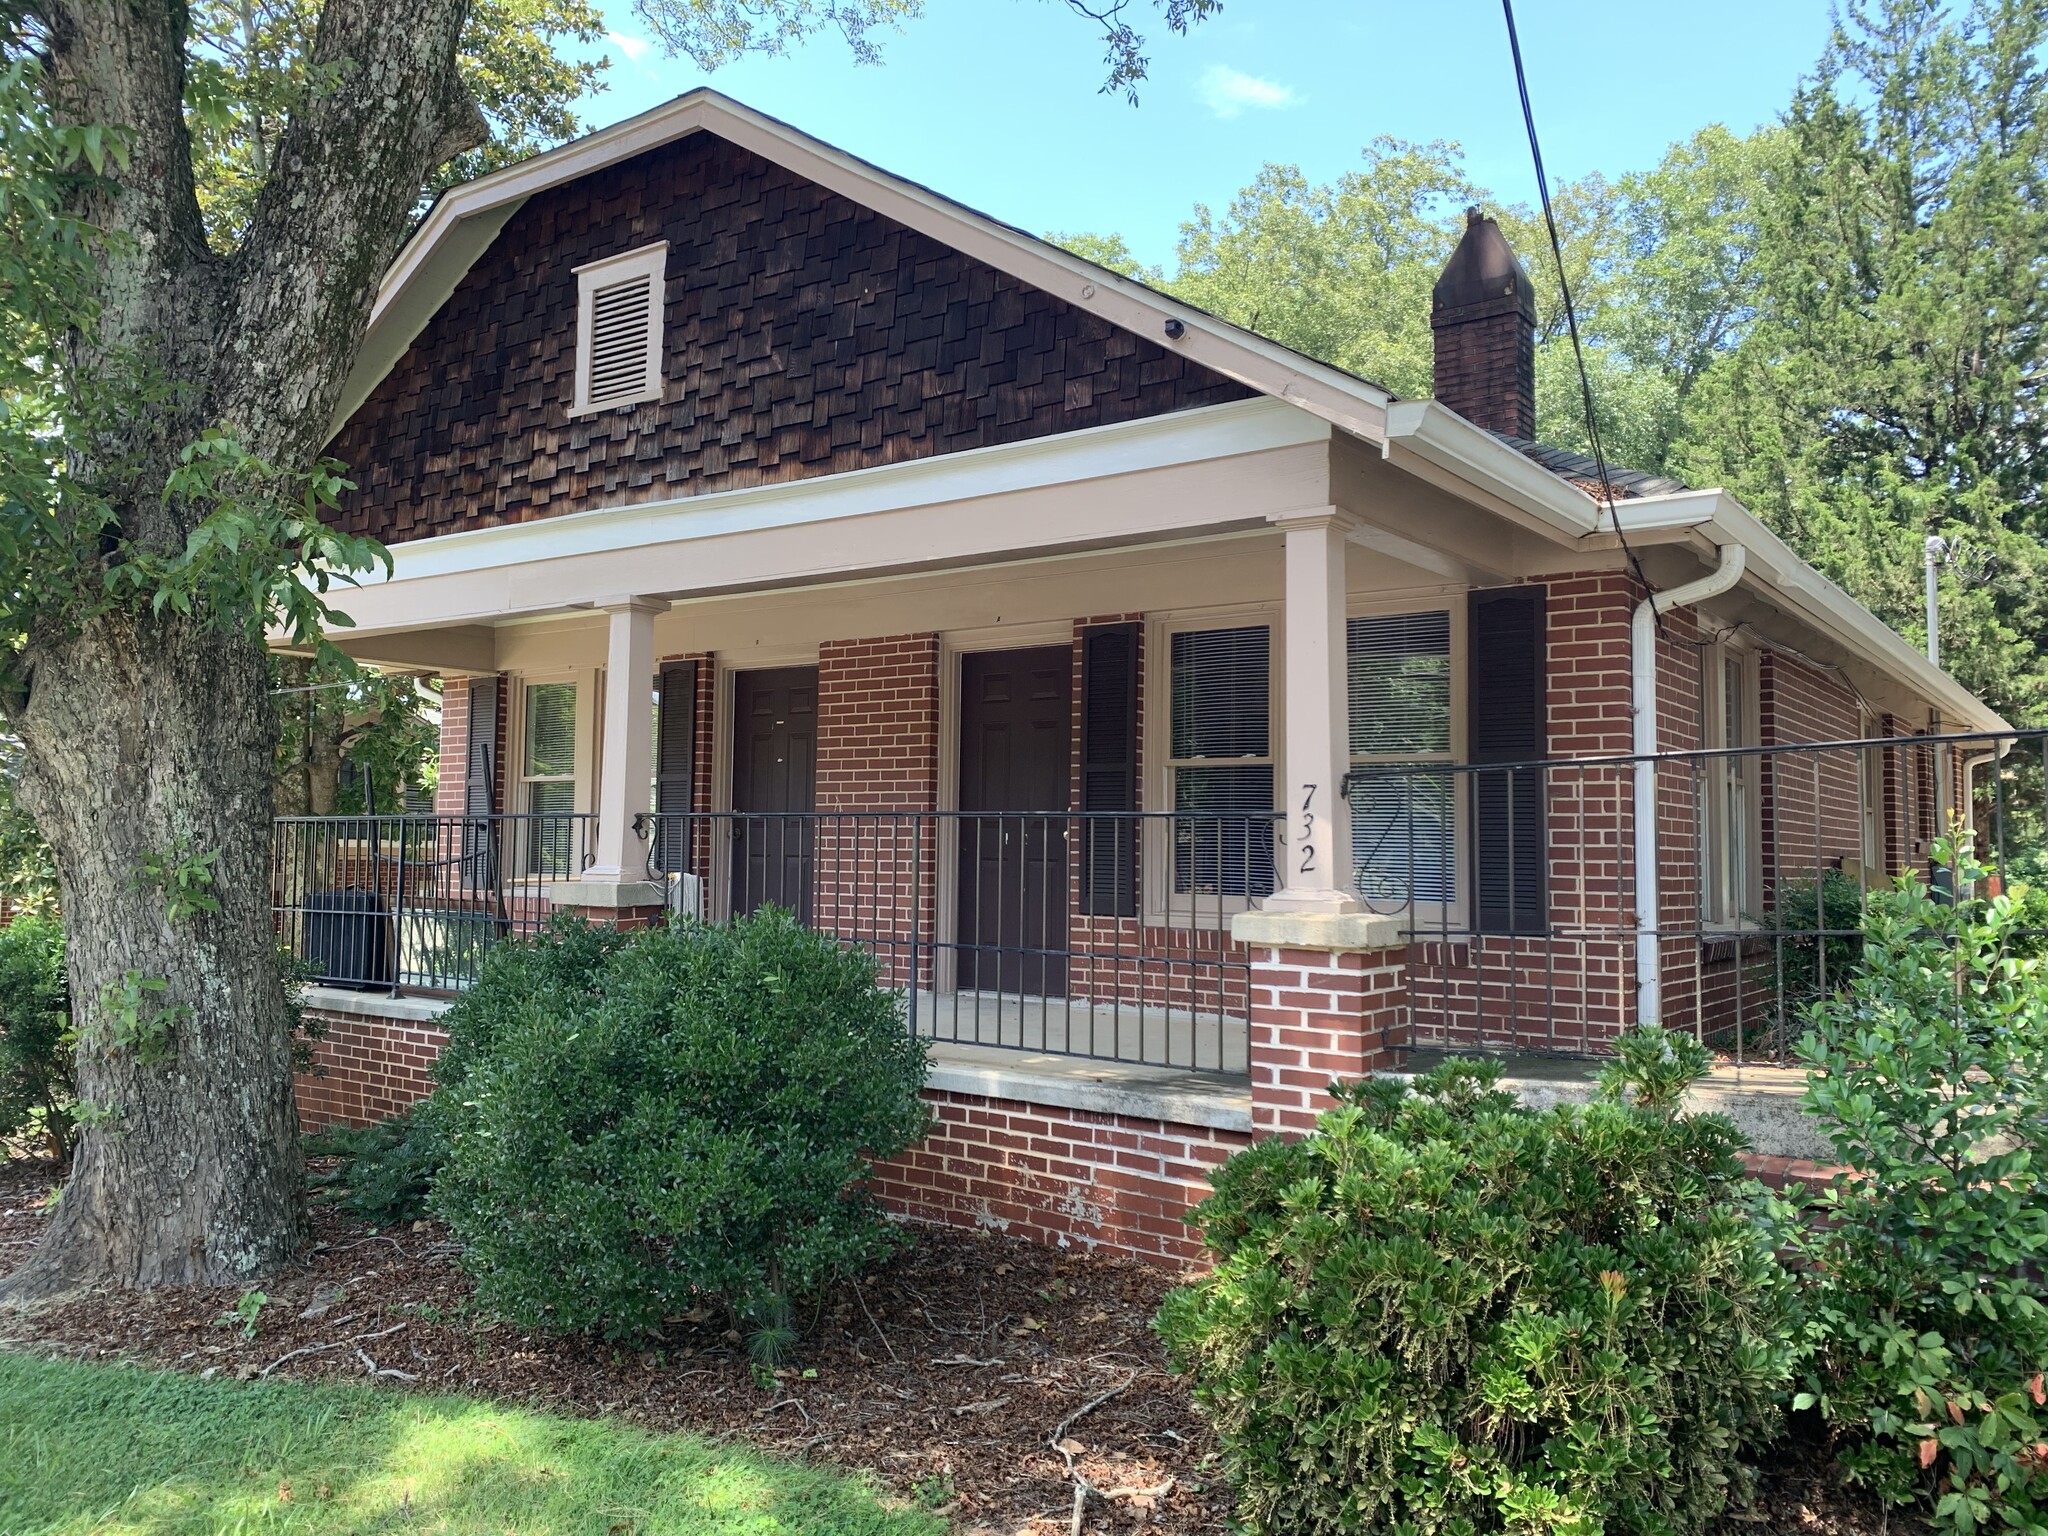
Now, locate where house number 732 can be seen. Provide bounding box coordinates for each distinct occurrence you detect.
[1298,783,1317,874]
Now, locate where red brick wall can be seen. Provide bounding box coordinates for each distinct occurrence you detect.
[294,1003,1239,1268]
[329,134,1252,545]
[870,1092,1247,1267]
[1409,571,1643,1051]
[812,635,940,987]
[1760,652,1866,894]
[815,635,940,811]
[434,677,469,818]
[1247,945,1406,1136]
[297,1008,447,1131]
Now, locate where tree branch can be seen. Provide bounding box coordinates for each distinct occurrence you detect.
[223,0,486,467]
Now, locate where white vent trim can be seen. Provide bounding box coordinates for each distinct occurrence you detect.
[571,242,668,416]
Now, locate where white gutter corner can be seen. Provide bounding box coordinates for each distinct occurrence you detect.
[1633,543,1747,1025]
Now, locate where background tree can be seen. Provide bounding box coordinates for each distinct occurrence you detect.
[1053,0,2045,724]
[1671,0,2048,723]
[273,658,439,818]
[184,0,608,243]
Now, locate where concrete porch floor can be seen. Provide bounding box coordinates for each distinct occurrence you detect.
[909,989,1249,1076]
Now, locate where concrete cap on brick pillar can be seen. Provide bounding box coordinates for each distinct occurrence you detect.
[544,879,668,909]
[1230,909,1407,953]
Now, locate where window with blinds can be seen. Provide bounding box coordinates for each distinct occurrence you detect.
[521,680,579,877]
[572,243,668,415]
[1168,624,1275,897]
[1347,611,1456,904]
[1710,650,1759,921]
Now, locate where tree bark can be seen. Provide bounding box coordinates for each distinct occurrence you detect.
[1,0,483,1299]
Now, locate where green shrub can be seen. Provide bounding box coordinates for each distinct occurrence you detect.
[431,911,930,1354]
[1157,1031,1798,1536]
[1767,868,1868,1015]
[306,1100,446,1225]
[0,914,73,1161]
[1796,840,2048,1536]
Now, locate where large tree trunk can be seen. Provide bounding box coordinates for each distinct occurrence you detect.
[0,0,483,1300]
[6,615,303,1293]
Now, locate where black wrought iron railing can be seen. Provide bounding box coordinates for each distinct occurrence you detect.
[272,808,1281,1076]
[1344,728,2048,1065]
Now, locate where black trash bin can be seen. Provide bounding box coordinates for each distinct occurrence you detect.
[301,888,396,988]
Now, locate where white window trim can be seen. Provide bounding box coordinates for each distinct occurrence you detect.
[507,668,600,879]
[1143,603,1283,928]
[570,242,669,417]
[1345,597,1468,928]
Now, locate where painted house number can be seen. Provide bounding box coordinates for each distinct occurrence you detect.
[1298,783,1318,874]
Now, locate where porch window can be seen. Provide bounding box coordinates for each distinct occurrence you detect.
[1168,624,1276,897]
[1347,610,1455,905]
[1708,648,1759,921]
[521,680,579,877]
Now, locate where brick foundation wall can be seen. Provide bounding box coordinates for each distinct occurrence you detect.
[297,1006,447,1131]
[870,1091,1248,1266]
[295,1002,1243,1267]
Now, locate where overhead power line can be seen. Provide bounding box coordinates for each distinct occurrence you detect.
[1498,0,1658,617]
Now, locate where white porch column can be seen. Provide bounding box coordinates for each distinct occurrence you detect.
[581,596,665,889]
[1263,508,1359,915]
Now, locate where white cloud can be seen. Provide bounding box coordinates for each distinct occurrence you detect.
[1198,64,1299,119]
[606,30,652,63]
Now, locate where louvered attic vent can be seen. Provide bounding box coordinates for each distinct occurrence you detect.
[571,242,668,415]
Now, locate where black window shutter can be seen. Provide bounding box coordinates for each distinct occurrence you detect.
[459,675,500,888]
[1468,588,1547,934]
[1079,624,1139,916]
[655,661,698,875]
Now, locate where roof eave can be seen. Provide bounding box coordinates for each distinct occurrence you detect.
[1620,488,2011,733]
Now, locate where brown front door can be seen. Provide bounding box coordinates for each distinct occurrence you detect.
[730,667,817,918]
[957,647,1071,995]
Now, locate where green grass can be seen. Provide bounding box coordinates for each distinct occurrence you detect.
[0,1352,942,1536]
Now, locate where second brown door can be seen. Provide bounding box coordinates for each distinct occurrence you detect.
[957,647,1071,995]
[730,666,817,919]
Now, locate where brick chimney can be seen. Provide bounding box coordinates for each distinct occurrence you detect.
[1431,207,1537,440]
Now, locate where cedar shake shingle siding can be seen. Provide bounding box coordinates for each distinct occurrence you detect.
[331,133,1254,543]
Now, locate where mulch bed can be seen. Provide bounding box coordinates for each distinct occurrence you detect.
[0,1155,1916,1535]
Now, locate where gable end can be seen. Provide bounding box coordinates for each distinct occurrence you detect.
[329,133,1254,544]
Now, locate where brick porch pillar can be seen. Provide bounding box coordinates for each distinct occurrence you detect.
[1232,911,1409,1137]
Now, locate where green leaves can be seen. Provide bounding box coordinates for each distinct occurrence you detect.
[1794,837,2048,1533]
[429,910,931,1345]
[1158,1035,1798,1536]
[133,837,221,923]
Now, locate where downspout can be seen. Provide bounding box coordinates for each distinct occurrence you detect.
[1633,543,1747,1024]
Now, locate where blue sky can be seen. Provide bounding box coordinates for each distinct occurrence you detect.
[578,1,1835,269]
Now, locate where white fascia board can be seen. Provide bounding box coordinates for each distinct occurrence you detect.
[329,200,521,442]
[375,396,1326,585]
[1619,488,2010,732]
[343,91,1394,453]
[1380,400,1601,541]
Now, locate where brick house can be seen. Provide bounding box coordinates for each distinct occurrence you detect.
[281,91,2009,1265]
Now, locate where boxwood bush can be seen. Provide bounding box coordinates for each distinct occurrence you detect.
[431,910,929,1353]
[1156,1032,1798,1536]
[1795,842,2048,1536]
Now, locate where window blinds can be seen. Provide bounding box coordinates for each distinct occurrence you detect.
[1347,612,1455,904]
[1170,625,1275,897]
